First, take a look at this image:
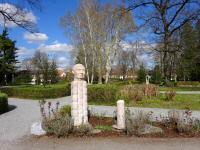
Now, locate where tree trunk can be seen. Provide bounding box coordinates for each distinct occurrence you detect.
[105,55,111,84]
[98,62,102,84]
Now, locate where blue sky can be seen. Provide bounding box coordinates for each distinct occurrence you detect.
[0,0,80,69]
[0,0,154,69]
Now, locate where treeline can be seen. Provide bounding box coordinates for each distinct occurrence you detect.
[0,29,60,86]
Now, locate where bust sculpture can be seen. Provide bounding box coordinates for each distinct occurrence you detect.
[72,64,85,81]
[71,64,88,126]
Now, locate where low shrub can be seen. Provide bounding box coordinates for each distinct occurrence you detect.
[59,105,71,117]
[0,83,71,99]
[119,84,159,103]
[165,90,176,101]
[119,85,143,102]
[43,114,73,137]
[161,110,200,134]
[161,110,180,128]
[40,101,73,137]
[176,111,200,134]
[0,93,8,114]
[164,81,177,87]
[125,109,152,136]
[40,100,92,137]
[88,84,120,105]
[73,123,93,136]
[143,84,159,98]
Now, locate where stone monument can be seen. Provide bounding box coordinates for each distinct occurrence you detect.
[113,100,125,130]
[71,64,88,126]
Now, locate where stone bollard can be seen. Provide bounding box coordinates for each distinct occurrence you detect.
[113,100,125,130]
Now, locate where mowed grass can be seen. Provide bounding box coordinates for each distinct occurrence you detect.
[129,94,200,110]
[89,94,200,111]
[159,86,200,91]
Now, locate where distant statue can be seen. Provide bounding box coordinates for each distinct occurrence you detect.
[146,75,151,85]
[71,64,88,126]
[174,74,177,82]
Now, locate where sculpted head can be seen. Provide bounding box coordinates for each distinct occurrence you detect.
[72,64,85,80]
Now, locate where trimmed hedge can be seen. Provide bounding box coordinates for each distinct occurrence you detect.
[0,93,8,114]
[88,84,121,105]
[0,84,71,99]
[177,81,200,87]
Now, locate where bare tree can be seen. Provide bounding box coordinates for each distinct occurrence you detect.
[31,50,50,87]
[0,0,42,32]
[102,5,135,83]
[125,0,200,79]
[61,0,135,84]
[118,49,130,80]
[129,41,141,75]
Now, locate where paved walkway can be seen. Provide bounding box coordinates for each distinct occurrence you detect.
[2,137,200,150]
[1,96,200,149]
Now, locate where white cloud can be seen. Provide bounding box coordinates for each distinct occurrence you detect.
[120,40,156,69]
[37,43,73,53]
[120,40,156,52]
[57,56,69,66]
[24,32,48,44]
[17,46,34,58]
[17,42,74,69]
[0,3,37,28]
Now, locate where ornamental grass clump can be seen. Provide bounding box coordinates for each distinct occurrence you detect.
[165,89,176,101]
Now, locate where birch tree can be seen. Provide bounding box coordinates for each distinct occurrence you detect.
[61,0,135,84]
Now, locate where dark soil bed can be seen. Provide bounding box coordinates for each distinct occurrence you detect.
[88,117,200,138]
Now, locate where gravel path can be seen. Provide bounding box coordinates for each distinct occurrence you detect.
[2,137,200,150]
[1,96,200,150]
[0,97,71,143]
[89,105,200,121]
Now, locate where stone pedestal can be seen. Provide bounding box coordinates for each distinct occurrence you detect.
[71,80,88,126]
[113,100,125,130]
[71,64,88,126]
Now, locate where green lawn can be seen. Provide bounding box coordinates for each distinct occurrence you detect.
[129,94,200,110]
[89,94,200,111]
[159,86,200,91]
